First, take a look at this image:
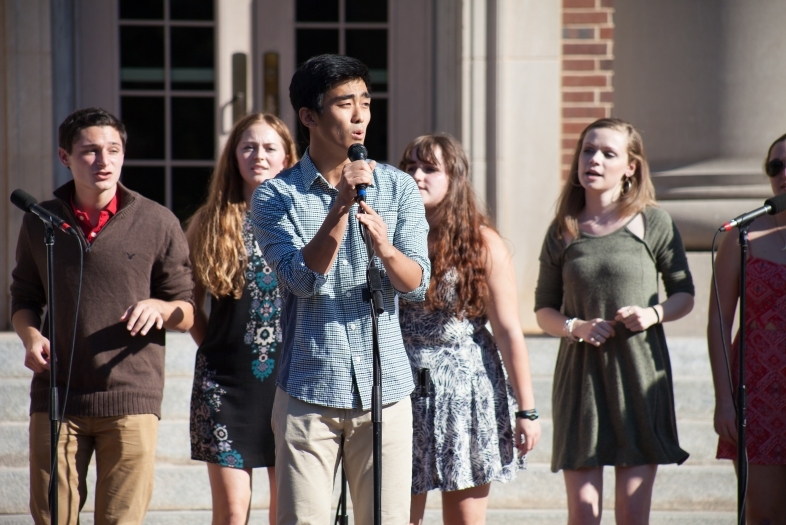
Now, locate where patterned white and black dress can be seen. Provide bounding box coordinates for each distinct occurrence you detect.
[189,214,281,468]
[400,269,525,493]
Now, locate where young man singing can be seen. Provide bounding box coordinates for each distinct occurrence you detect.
[11,108,194,525]
[251,55,430,525]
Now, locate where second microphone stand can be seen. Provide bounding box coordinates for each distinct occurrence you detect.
[735,223,751,524]
[45,223,60,524]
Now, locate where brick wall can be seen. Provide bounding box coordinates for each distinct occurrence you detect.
[561,0,615,178]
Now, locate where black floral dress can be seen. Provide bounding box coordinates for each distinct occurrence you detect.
[400,269,525,493]
[189,214,280,468]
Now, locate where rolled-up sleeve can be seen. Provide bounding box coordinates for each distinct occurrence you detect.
[392,175,430,301]
[251,180,328,298]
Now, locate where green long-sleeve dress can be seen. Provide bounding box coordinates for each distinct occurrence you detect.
[534,206,694,472]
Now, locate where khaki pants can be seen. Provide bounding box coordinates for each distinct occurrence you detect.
[29,412,159,525]
[272,388,413,525]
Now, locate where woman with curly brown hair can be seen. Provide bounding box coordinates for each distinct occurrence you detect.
[187,113,297,525]
[535,118,694,524]
[398,134,541,525]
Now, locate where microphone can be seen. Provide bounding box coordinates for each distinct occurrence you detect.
[720,193,786,231]
[348,143,368,202]
[10,189,78,236]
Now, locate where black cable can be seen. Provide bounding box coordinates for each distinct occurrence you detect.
[710,229,748,524]
[47,235,86,497]
[711,229,736,404]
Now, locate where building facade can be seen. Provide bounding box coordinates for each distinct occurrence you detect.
[2,0,783,331]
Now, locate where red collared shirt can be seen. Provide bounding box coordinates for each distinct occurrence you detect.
[70,193,119,243]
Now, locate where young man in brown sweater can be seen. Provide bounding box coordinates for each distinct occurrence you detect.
[11,108,195,525]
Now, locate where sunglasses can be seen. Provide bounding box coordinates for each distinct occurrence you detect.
[766,159,786,178]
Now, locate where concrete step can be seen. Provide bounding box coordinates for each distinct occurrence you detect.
[0,333,714,380]
[0,461,737,515]
[0,332,731,519]
[0,373,716,424]
[0,509,738,525]
[0,415,725,468]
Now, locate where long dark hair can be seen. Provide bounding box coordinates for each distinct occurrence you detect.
[399,134,491,318]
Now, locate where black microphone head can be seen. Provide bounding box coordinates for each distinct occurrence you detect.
[765,193,786,215]
[348,143,368,162]
[10,189,37,212]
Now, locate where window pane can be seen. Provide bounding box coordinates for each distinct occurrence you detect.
[296,0,339,22]
[346,30,387,91]
[171,27,214,90]
[172,97,215,160]
[172,166,212,222]
[120,26,164,90]
[122,166,166,205]
[296,29,339,67]
[170,0,213,21]
[345,0,387,22]
[365,98,387,162]
[119,0,163,20]
[121,97,165,159]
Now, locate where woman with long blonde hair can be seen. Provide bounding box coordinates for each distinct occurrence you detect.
[188,113,297,525]
[399,134,541,525]
[535,118,694,524]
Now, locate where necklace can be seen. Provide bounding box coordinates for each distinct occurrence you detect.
[774,214,786,250]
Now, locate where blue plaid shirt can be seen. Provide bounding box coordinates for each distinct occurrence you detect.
[251,151,430,409]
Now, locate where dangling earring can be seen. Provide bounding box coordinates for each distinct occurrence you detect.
[621,176,632,195]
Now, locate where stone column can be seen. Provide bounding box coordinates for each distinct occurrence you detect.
[491,0,561,331]
[1,0,54,328]
[217,0,253,152]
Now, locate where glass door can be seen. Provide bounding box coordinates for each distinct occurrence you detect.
[118,0,215,222]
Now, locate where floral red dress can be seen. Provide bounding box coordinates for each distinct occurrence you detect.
[717,257,786,465]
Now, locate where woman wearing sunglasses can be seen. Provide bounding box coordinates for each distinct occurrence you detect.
[708,133,786,524]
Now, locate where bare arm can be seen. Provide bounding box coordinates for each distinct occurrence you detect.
[535,307,617,348]
[356,200,423,293]
[12,309,50,373]
[482,229,541,453]
[188,281,209,346]
[185,220,209,346]
[613,292,694,332]
[706,231,740,445]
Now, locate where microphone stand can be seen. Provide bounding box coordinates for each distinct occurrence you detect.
[736,223,750,524]
[44,222,60,524]
[335,204,384,525]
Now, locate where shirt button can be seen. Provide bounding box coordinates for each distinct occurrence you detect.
[90,232,97,238]
[346,292,351,298]
[354,356,362,363]
[342,260,348,266]
[349,323,356,330]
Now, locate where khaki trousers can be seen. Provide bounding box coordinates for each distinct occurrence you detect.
[272,388,413,525]
[29,412,158,525]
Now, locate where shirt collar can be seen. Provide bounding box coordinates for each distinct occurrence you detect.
[298,150,323,189]
[70,191,119,218]
[299,148,376,191]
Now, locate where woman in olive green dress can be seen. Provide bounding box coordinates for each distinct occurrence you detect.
[534,118,695,525]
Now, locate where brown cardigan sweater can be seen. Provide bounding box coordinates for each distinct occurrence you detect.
[11,182,194,418]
